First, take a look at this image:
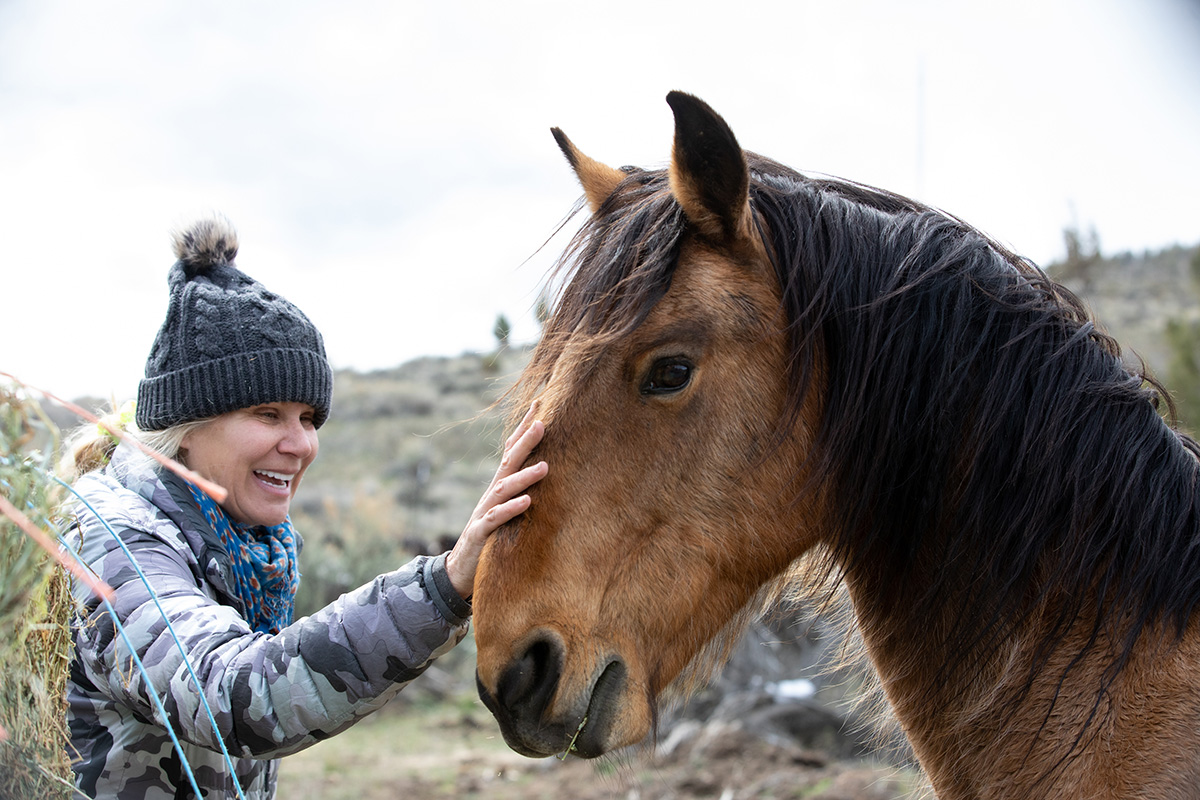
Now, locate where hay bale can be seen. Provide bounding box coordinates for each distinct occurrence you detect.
[0,385,73,800]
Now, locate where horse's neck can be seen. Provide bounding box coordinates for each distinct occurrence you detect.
[845,574,1200,799]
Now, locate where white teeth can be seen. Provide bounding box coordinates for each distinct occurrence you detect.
[257,471,294,483]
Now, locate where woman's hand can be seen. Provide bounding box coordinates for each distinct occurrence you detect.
[445,402,547,599]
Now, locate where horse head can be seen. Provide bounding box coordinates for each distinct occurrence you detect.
[472,92,825,759]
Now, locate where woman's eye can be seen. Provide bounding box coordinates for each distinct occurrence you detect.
[641,358,693,395]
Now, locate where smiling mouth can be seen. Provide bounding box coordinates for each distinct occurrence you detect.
[255,470,295,489]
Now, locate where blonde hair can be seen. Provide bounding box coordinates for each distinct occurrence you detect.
[58,401,212,482]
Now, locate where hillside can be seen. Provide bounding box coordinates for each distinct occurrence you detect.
[1049,242,1200,377]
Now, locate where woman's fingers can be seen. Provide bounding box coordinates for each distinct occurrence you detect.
[445,402,549,598]
[482,493,533,528]
[504,401,539,450]
[475,455,546,525]
[484,461,547,517]
[496,402,543,478]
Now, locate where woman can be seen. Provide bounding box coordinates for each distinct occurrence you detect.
[62,217,547,799]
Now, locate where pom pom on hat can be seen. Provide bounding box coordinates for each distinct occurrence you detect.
[136,216,333,431]
[172,217,240,274]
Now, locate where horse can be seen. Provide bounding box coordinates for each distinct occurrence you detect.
[471,91,1200,799]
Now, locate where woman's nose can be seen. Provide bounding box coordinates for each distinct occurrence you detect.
[277,420,317,458]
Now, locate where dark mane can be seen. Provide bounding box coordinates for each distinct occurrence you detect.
[755,154,1200,690]
[526,152,1200,714]
[525,167,684,384]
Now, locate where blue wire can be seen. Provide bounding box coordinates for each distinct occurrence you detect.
[17,523,205,798]
[1,474,115,800]
[84,573,206,798]
[55,478,251,800]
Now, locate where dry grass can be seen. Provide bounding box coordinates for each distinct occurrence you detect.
[0,384,74,799]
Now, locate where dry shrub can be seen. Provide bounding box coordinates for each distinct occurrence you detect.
[0,385,73,799]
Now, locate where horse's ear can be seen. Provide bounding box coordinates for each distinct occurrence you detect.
[666,91,752,243]
[552,128,626,214]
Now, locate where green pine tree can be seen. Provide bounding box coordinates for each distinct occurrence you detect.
[493,313,512,351]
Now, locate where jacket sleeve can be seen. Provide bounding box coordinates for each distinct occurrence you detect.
[73,518,471,759]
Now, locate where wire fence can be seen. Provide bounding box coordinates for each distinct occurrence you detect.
[0,382,74,799]
[1,381,249,800]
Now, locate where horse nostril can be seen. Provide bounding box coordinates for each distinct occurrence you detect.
[495,635,563,715]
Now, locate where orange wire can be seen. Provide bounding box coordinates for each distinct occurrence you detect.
[0,372,228,503]
[0,492,114,602]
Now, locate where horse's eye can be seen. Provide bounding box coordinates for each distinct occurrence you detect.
[641,358,693,395]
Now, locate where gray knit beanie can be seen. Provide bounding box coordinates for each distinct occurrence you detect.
[136,217,333,431]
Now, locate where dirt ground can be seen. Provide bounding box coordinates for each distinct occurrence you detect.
[443,729,924,800]
[276,699,927,800]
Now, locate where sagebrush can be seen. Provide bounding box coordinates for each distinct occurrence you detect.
[0,385,73,800]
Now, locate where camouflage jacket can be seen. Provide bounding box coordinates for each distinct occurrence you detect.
[65,443,472,799]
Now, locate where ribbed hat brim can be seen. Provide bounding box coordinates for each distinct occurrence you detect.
[136,348,333,431]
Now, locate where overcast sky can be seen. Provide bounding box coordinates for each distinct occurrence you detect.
[3,0,1198,401]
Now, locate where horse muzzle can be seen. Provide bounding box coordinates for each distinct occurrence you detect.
[475,628,641,758]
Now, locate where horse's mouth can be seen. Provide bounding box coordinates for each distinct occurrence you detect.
[567,659,627,758]
[476,654,634,759]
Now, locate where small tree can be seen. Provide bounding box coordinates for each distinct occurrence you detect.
[534,289,553,332]
[1051,222,1102,292]
[493,313,512,351]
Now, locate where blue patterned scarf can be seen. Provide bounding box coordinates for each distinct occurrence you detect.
[186,483,300,635]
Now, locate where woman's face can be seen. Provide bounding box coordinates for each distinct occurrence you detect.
[180,402,320,527]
